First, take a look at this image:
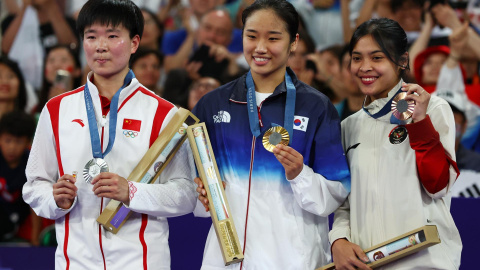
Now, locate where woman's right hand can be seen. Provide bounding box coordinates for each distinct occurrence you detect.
[194,177,226,212]
[53,174,77,209]
[332,238,372,270]
[194,177,210,212]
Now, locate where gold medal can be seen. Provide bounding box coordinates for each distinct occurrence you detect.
[391,92,415,121]
[262,126,289,152]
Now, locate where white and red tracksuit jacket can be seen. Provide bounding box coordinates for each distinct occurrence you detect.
[330,80,462,269]
[24,74,197,270]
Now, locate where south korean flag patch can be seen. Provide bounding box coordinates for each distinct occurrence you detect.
[293,116,309,132]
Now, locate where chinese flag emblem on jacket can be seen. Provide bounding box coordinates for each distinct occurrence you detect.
[122,118,141,132]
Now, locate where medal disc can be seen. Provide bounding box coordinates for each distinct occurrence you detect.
[262,126,290,152]
[83,158,109,184]
[391,92,415,120]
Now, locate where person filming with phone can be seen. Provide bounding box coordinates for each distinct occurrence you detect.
[162,9,244,82]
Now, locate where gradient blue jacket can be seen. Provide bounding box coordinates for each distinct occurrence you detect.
[193,68,350,269]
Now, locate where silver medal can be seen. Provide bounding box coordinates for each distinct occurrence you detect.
[83,158,109,184]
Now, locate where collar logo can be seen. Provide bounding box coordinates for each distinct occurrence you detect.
[213,111,231,123]
[389,126,408,144]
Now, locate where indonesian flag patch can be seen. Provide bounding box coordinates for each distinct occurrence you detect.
[293,116,309,132]
[123,118,141,132]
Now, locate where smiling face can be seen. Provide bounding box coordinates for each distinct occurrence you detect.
[350,35,402,101]
[83,22,139,81]
[243,9,297,83]
[0,64,20,103]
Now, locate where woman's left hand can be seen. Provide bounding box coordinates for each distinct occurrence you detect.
[272,144,304,180]
[402,82,430,123]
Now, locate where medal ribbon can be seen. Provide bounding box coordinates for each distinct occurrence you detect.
[362,88,403,123]
[84,70,135,158]
[246,70,296,141]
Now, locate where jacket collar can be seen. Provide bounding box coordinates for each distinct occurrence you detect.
[229,67,298,103]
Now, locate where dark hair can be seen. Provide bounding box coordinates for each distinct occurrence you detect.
[350,18,409,80]
[36,45,82,113]
[242,0,299,43]
[130,47,164,68]
[0,56,27,112]
[0,111,36,140]
[76,0,144,40]
[320,44,345,64]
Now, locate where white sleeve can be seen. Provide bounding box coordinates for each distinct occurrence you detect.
[328,198,352,244]
[288,164,349,217]
[23,107,77,219]
[126,140,197,217]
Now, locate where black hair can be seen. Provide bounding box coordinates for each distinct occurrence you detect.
[130,47,164,68]
[0,56,27,112]
[242,0,299,43]
[0,111,36,140]
[36,45,83,113]
[350,18,409,81]
[76,0,144,40]
[320,44,345,63]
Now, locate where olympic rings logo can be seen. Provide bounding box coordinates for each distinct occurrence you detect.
[123,130,138,138]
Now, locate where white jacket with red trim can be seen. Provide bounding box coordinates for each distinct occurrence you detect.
[329,82,462,269]
[24,74,197,270]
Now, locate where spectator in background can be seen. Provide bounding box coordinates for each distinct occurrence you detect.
[36,45,82,115]
[131,48,164,96]
[187,76,220,110]
[140,8,164,52]
[333,45,364,121]
[162,9,246,107]
[287,29,317,87]
[0,111,36,243]
[162,8,242,74]
[435,91,480,172]
[307,44,345,104]
[0,57,27,119]
[291,0,344,50]
[1,0,78,90]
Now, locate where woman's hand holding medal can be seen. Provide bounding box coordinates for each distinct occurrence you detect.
[272,144,304,180]
[402,82,431,123]
[53,174,78,209]
[91,172,130,205]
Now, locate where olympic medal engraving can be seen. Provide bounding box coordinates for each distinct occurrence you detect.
[83,158,109,184]
[262,126,290,152]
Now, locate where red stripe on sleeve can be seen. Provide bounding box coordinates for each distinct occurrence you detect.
[406,115,460,194]
[140,214,148,269]
[46,86,84,270]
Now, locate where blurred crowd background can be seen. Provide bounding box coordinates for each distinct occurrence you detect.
[0,0,479,248]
